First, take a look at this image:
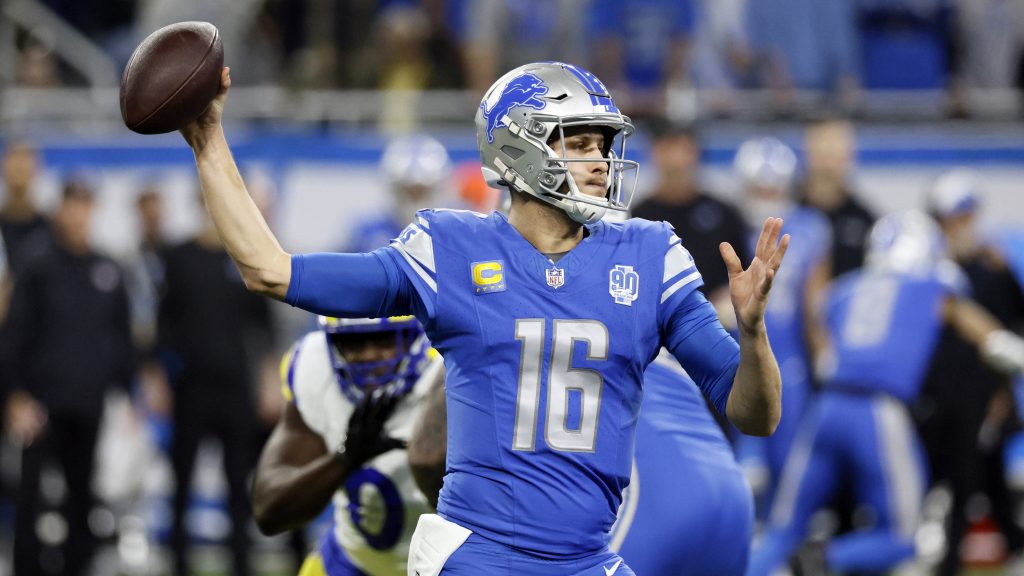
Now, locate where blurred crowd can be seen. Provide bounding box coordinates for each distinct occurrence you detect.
[10,0,1024,117]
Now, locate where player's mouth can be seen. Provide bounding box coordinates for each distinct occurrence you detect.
[581,178,607,197]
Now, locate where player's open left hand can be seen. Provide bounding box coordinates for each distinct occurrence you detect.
[180,67,230,151]
[342,387,407,468]
[720,217,790,337]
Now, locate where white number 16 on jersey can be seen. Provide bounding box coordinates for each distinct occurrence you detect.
[513,319,608,453]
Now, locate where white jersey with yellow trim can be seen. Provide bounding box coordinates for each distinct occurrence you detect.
[282,330,439,576]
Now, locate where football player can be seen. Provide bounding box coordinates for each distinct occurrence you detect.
[181,61,788,576]
[343,135,452,253]
[746,212,1024,575]
[408,350,755,576]
[732,137,832,512]
[252,316,441,576]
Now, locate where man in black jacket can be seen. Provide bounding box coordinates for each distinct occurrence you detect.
[2,179,134,576]
[156,208,274,576]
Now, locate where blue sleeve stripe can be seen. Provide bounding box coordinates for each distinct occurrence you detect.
[661,270,702,303]
[390,241,438,293]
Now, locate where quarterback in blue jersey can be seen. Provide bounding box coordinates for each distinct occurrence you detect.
[180,62,789,576]
[732,138,832,510]
[747,212,1024,576]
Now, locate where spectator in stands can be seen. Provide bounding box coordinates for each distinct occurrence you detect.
[797,117,875,277]
[631,123,749,309]
[589,0,695,119]
[155,197,275,576]
[916,170,1024,576]
[2,179,134,576]
[462,0,589,94]
[745,0,860,108]
[859,0,955,91]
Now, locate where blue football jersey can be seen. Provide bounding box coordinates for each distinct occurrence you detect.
[613,355,752,575]
[824,270,952,402]
[386,209,718,558]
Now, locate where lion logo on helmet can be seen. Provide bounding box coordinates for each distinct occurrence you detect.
[480,73,549,143]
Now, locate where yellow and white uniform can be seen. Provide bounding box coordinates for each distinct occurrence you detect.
[282,331,439,576]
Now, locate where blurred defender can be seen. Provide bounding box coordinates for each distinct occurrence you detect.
[252,316,440,576]
[747,212,1024,575]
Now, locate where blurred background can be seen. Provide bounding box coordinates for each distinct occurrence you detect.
[0,0,1023,574]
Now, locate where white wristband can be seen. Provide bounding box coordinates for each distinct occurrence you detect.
[981,330,1024,375]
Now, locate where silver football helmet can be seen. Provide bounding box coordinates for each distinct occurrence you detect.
[865,210,947,274]
[733,136,797,191]
[475,62,639,224]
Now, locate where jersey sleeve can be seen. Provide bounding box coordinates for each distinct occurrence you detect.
[657,228,705,323]
[661,289,739,416]
[385,211,440,321]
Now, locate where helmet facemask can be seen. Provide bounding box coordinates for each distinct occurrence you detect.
[320,317,429,404]
[532,116,639,224]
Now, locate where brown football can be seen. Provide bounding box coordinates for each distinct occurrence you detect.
[120,21,223,135]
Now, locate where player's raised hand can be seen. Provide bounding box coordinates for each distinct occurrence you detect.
[720,217,790,336]
[180,67,230,150]
[341,387,408,468]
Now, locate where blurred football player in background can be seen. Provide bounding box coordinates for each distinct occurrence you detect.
[342,134,451,253]
[732,137,832,514]
[916,170,1024,576]
[253,316,439,576]
[747,211,1024,576]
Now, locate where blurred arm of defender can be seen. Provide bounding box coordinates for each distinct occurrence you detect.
[408,368,447,509]
[179,68,290,299]
[944,297,1024,375]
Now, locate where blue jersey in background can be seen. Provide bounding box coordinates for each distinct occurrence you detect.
[614,355,753,575]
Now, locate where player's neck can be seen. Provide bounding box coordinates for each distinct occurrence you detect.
[507,199,585,254]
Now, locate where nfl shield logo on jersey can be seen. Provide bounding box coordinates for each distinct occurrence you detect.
[546,267,565,289]
[609,265,639,306]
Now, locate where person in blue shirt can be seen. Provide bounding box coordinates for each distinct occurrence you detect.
[589,0,694,116]
[179,61,789,576]
[731,137,832,514]
[746,211,1024,576]
[343,134,452,253]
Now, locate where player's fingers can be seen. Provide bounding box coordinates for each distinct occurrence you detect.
[754,218,772,260]
[720,242,743,275]
[768,234,791,271]
[759,267,776,297]
[766,218,783,255]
